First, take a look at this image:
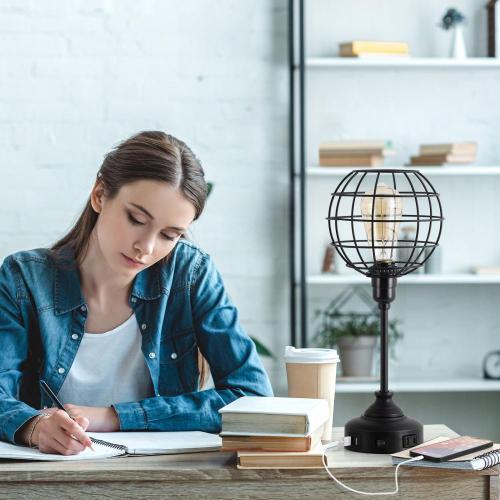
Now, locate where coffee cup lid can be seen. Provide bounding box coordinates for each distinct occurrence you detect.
[284,346,340,364]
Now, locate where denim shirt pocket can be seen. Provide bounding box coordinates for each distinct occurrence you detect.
[159,328,198,395]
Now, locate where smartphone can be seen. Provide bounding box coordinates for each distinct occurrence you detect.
[409,436,493,462]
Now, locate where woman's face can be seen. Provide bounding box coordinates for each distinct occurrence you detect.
[91,179,197,276]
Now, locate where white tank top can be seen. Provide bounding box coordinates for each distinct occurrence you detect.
[58,313,154,407]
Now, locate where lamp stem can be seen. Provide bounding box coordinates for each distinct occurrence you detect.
[371,273,397,394]
[346,273,423,454]
[379,302,390,394]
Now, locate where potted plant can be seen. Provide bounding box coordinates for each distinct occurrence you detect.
[313,288,403,377]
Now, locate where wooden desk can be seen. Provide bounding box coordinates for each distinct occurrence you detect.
[0,425,498,499]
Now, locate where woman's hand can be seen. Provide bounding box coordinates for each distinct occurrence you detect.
[18,404,120,454]
[62,404,120,432]
[30,410,93,455]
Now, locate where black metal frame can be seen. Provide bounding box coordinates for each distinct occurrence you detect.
[327,169,444,277]
[288,0,296,347]
[289,0,307,347]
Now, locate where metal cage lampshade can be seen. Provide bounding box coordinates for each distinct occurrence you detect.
[327,169,444,454]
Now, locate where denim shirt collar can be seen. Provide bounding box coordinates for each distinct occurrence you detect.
[53,248,167,316]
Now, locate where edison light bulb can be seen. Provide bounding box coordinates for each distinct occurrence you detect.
[360,183,403,262]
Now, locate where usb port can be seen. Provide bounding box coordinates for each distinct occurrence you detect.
[402,434,417,448]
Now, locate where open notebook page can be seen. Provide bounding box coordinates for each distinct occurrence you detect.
[86,431,222,455]
[0,439,123,461]
[0,431,221,461]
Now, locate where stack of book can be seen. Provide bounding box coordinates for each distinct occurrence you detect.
[339,40,410,58]
[319,140,395,167]
[409,142,477,166]
[219,396,330,468]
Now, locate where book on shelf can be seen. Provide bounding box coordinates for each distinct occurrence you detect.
[319,155,384,167]
[222,425,323,452]
[339,41,409,57]
[392,436,500,471]
[472,266,500,275]
[409,154,475,166]
[419,142,477,156]
[237,442,328,469]
[319,149,395,158]
[318,140,395,167]
[219,396,328,436]
[346,52,410,59]
[319,140,390,152]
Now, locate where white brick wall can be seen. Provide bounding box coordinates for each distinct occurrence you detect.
[0,0,289,386]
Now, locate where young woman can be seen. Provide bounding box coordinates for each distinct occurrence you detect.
[0,131,273,455]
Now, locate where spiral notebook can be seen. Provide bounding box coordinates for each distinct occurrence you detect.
[0,431,221,461]
[392,436,500,471]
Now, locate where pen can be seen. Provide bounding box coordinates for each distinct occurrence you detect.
[39,379,95,452]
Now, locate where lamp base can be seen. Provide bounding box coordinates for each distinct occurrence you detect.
[344,391,423,454]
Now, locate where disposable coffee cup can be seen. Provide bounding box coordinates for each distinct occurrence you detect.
[284,346,340,441]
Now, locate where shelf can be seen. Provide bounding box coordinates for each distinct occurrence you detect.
[336,377,500,394]
[305,166,500,176]
[305,57,500,69]
[306,274,500,285]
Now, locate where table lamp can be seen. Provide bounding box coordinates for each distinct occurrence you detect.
[327,169,444,454]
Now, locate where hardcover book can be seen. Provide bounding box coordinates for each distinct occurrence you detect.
[219,396,328,436]
[237,443,328,469]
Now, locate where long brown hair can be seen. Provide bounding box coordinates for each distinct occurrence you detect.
[51,131,210,388]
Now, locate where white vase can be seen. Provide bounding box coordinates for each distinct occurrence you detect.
[450,25,467,59]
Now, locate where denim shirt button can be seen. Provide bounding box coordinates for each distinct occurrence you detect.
[141,323,147,330]
[71,333,79,340]
[131,297,137,303]
[80,305,87,312]
[149,352,156,359]
[58,367,65,374]
[171,352,177,360]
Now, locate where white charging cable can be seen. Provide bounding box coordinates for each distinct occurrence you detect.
[322,440,424,496]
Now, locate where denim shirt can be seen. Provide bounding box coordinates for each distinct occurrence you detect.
[0,240,273,444]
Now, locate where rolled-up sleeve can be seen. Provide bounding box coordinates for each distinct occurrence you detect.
[113,253,273,432]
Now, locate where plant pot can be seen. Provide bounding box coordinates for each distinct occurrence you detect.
[336,336,377,377]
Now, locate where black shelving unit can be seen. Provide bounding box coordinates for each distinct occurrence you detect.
[289,0,308,347]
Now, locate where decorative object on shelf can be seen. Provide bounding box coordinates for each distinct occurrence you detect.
[424,245,442,274]
[483,350,500,379]
[409,142,477,166]
[313,286,402,378]
[327,169,444,454]
[439,8,467,58]
[397,226,424,274]
[337,336,376,377]
[318,140,395,167]
[487,0,499,57]
[339,40,410,58]
[321,243,337,273]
